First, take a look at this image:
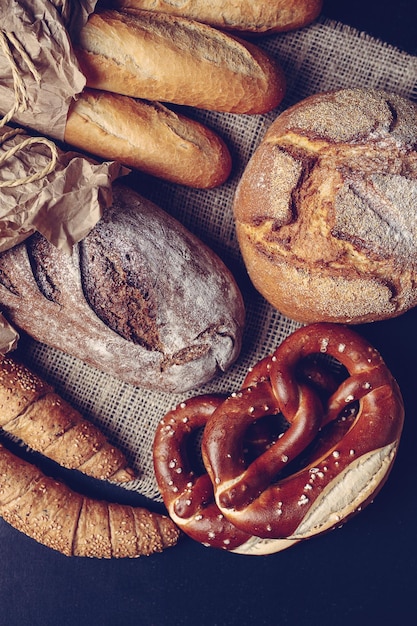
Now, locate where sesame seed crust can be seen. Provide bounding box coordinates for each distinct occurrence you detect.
[0,355,135,482]
[0,443,179,558]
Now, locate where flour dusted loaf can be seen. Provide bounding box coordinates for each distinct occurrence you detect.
[112,0,323,35]
[0,184,245,393]
[234,88,417,324]
[75,8,286,114]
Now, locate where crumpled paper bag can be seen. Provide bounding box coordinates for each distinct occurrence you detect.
[0,125,127,253]
[0,0,96,139]
[0,312,19,354]
[0,1,130,254]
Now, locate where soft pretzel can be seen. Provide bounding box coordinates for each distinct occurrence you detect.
[153,395,298,554]
[202,323,404,543]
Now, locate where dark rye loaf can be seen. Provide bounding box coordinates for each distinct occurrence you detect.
[0,184,245,393]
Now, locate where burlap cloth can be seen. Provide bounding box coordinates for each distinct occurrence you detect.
[17,15,417,502]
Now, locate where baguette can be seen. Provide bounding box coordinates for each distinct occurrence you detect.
[74,9,286,114]
[0,355,134,483]
[0,443,179,557]
[65,89,232,188]
[110,0,323,35]
[0,184,245,393]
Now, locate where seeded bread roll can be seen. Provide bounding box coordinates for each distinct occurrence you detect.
[74,9,286,114]
[0,355,134,482]
[111,0,323,35]
[0,184,245,393]
[234,88,417,324]
[0,442,179,558]
[65,89,232,188]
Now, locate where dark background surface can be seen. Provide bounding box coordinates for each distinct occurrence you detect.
[1,2,417,625]
[324,0,417,55]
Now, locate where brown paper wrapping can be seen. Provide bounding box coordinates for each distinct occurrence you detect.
[0,2,130,254]
[0,125,128,253]
[0,0,96,139]
[0,312,19,354]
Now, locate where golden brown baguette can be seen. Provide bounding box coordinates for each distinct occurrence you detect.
[74,9,286,114]
[110,0,323,35]
[65,89,232,188]
[0,443,179,557]
[0,355,134,483]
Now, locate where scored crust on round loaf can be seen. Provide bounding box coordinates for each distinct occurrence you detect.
[234,88,417,324]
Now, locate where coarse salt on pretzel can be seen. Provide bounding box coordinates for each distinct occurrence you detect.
[153,395,298,554]
[202,323,404,543]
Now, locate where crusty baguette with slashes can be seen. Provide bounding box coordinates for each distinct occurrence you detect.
[110,0,323,35]
[74,9,286,114]
[65,89,232,188]
[0,443,179,557]
[0,355,134,483]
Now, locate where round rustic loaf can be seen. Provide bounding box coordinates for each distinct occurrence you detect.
[0,184,245,393]
[233,88,417,324]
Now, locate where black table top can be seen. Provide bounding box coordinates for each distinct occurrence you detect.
[1,3,416,625]
[325,0,417,55]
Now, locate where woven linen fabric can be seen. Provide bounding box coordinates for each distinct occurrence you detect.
[16,15,417,502]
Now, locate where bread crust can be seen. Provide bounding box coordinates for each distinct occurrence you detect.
[75,9,286,114]
[0,355,134,482]
[112,0,323,34]
[0,442,179,557]
[234,89,417,324]
[0,184,245,393]
[65,89,232,188]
